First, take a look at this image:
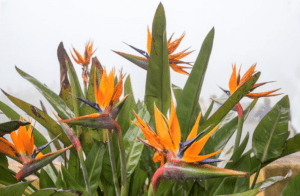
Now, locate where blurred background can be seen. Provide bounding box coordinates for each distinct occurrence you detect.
[0,0,299,150]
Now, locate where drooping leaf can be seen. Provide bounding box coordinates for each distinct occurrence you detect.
[281,133,300,157]
[1,91,71,147]
[124,106,150,178]
[176,27,214,141]
[281,173,300,196]
[16,145,72,181]
[0,101,52,154]
[85,141,106,196]
[253,95,289,163]
[0,180,34,196]
[15,66,74,119]
[145,3,171,117]
[0,120,30,136]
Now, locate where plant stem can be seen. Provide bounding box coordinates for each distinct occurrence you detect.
[234,102,244,152]
[251,162,262,189]
[117,132,127,196]
[107,129,121,196]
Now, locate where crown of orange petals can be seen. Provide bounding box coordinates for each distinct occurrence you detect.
[94,67,125,110]
[0,118,43,164]
[71,41,96,67]
[228,64,281,99]
[147,26,194,75]
[133,100,221,166]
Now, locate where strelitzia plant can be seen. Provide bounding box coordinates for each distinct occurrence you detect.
[133,101,249,195]
[71,40,96,93]
[114,26,194,75]
[0,117,72,181]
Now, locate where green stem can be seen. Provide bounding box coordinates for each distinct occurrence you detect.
[107,129,121,196]
[116,132,127,196]
[233,103,244,152]
[78,147,91,195]
[251,162,262,189]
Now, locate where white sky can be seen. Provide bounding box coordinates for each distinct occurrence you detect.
[0,0,300,129]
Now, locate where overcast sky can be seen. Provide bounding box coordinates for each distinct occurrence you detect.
[0,0,299,130]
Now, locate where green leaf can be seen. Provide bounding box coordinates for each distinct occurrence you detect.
[85,141,106,196]
[253,95,290,163]
[16,146,72,181]
[124,106,150,178]
[117,76,138,135]
[0,153,8,168]
[40,168,56,189]
[1,91,71,147]
[281,133,300,157]
[0,101,51,154]
[30,189,56,196]
[56,171,63,189]
[68,151,78,178]
[199,72,260,136]
[203,100,215,121]
[0,180,34,196]
[225,170,292,196]
[171,84,182,102]
[66,61,85,116]
[61,164,85,192]
[0,165,18,185]
[281,173,300,196]
[156,181,175,196]
[145,3,171,117]
[128,165,147,196]
[113,51,149,70]
[31,189,83,196]
[176,27,214,141]
[15,66,74,119]
[0,120,30,136]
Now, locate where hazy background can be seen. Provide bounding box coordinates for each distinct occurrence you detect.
[0,0,299,144]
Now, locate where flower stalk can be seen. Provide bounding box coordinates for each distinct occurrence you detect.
[233,102,244,152]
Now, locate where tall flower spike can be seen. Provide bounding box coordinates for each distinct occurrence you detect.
[114,26,194,75]
[224,64,282,99]
[133,100,222,166]
[70,41,96,84]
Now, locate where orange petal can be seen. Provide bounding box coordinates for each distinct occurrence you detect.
[246,88,281,99]
[169,100,181,153]
[169,49,194,61]
[133,112,164,151]
[229,64,237,94]
[182,150,222,163]
[0,137,18,157]
[112,74,125,104]
[154,104,175,152]
[169,64,190,75]
[10,130,25,154]
[70,51,81,65]
[239,64,256,87]
[18,125,33,156]
[72,48,85,64]
[168,33,185,55]
[147,26,152,55]
[185,125,219,156]
[186,112,202,141]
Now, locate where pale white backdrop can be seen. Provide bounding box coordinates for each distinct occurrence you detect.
[0,0,299,132]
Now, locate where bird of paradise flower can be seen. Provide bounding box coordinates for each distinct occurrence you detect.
[114,26,194,75]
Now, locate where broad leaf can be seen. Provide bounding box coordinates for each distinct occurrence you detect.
[176,27,214,140]
[253,95,289,163]
[0,166,18,185]
[0,180,34,196]
[40,168,56,189]
[61,164,85,192]
[31,189,83,196]
[85,141,106,196]
[281,173,300,196]
[145,3,171,117]
[124,106,150,178]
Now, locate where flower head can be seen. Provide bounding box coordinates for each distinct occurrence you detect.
[114,27,194,75]
[133,100,221,166]
[225,64,281,99]
[0,118,43,164]
[71,41,96,83]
